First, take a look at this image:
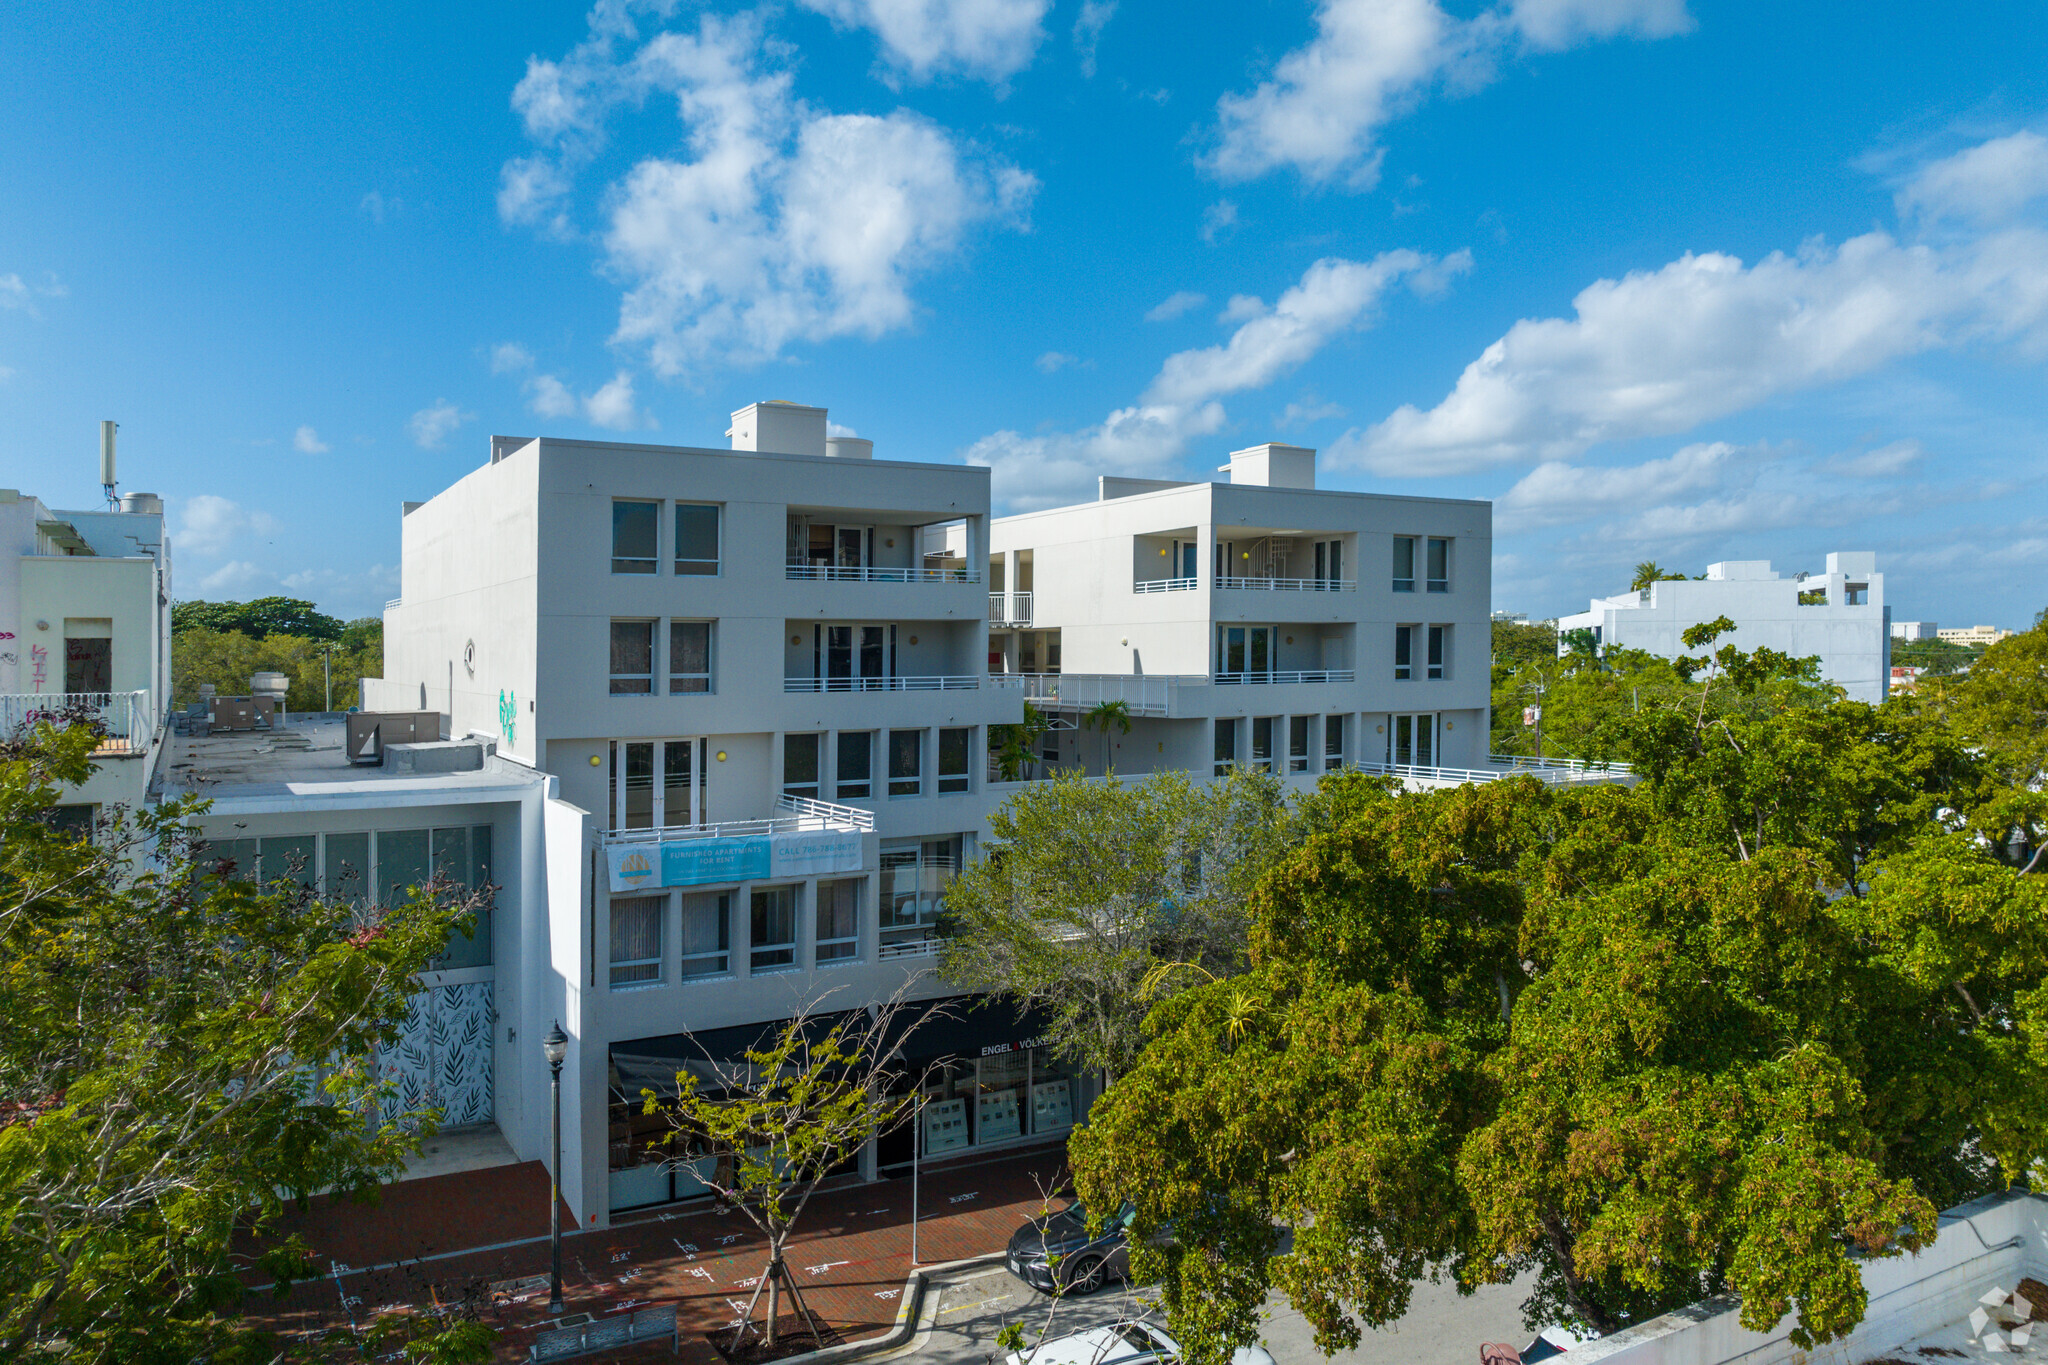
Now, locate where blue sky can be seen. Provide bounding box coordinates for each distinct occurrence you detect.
[3,0,2045,627]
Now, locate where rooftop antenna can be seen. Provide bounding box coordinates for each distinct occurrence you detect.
[100,421,118,509]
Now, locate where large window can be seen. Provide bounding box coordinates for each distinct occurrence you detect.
[937,728,971,795]
[678,891,731,977]
[816,879,862,963]
[1324,715,1346,771]
[1428,625,1449,680]
[1392,536,1417,593]
[749,886,797,972]
[888,729,923,798]
[880,837,960,957]
[669,620,713,694]
[1288,716,1311,773]
[1389,714,1437,767]
[1427,537,1450,593]
[784,734,821,799]
[1213,718,1238,776]
[610,739,705,829]
[610,620,654,694]
[1312,538,1344,586]
[837,731,873,799]
[1395,625,1415,680]
[674,503,721,576]
[610,896,664,987]
[613,500,658,574]
[1251,717,1275,773]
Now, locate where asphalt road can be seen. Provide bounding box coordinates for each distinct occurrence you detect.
[902,1263,1541,1365]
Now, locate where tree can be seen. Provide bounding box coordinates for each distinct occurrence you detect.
[0,720,490,1362]
[171,596,344,641]
[1628,561,1687,592]
[1070,684,2048,1363]
[1082,699,1134,773]
[171,624,383,713]
[992,702,1053,782]
[940,768,1286,1081]
[1920,608,2048,870]
[639,993,937,1351]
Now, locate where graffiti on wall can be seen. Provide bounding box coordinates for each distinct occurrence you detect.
[29,643,47,692]
[498,689,516,746]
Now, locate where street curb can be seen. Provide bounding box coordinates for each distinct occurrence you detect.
[763,1254,1006,1365]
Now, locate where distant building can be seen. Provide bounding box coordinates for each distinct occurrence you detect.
[1937,624,2016,646]
[1555,552,1889,704]
[1891,620,1938,641]
[0,485,172,818]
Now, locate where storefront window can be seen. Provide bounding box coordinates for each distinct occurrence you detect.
[1028,1046,1081,1136]
[975,1050,1027,1144]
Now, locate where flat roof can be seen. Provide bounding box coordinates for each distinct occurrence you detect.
[155,716,545,813]
[992,477,1491,528]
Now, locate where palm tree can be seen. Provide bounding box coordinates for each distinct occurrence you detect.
[1630,561,1667,592]
[1082,699,1133,773]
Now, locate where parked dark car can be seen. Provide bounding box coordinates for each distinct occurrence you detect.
[1005,1200,1135,1295]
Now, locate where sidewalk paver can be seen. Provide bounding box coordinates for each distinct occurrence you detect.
[242,1145,1073,1362]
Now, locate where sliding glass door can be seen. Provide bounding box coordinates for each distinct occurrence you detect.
[1386,714,1437,768]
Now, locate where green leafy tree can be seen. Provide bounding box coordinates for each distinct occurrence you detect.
[171,624,383,714]
[0,720,490,1362]
[171,596,344,641]
[1082,699,1134,772]
[640,994,933,1350]
[940,768,1287,1080]
[1071,671,2048,1362]
[1628,562,1688,592]
[1921,608,2048,870]
[992,702,1053,781]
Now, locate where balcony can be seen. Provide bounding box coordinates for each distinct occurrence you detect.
[1215,575,1355,592]
[0,691,155,756]
[603,795,873,850]
[786,564,980,584]
[1012,670,1354,718]
[1213,669,1354,685]
[988,590,1033,625]
[1134,577,1198,594]
[783,674,989,693]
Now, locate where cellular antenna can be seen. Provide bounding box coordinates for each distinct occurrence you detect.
[100,420,118,508]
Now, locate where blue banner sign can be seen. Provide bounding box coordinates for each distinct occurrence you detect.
[606,829,863,892]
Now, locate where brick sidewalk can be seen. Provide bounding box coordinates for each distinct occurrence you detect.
[243,1144,1073,1362]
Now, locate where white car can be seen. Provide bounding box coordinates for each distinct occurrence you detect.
[1007,1322,1277,1365]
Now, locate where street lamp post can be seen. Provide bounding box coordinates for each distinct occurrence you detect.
[543,1020,568,1317]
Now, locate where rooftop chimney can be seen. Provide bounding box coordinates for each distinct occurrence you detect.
[1219,443,1316,489]
[825,436,873,460]
[728,401,828,458]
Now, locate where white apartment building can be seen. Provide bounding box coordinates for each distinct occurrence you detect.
[340,403,1508,1229]
[989,442,1493,778]
[0,485,171,817]
[1892,620,1938,641]
[1557,552,1891,704]
[1938,624,2016,646]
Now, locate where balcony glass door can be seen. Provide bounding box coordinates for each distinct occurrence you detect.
[611,737,706,828]
[819,624,896,691]
[1216,625,1274,680]
[1387,714,1437,768]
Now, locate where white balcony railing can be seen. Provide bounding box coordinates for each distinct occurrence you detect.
[1013,670,1362,717]
[1486,753,1633,775]
[783,675,986,693]
[1215,576,1357,592]
[988,593,1004,622]
[988,591,1034,624]
[773,792,877,830]
[785,565,980,585]
[0,691,155,756]
[605,794,872,845]
[1133,577,1198,594]
[1213,669,1355,686]
[1349,758,1634,788]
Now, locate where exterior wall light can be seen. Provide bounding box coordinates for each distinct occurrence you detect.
[716,750,727,762]
[588,755,601,766]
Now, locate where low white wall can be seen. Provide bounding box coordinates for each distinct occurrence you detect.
[1563,1190,2048,1364]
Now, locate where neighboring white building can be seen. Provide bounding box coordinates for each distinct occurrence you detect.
[1938,624,2016,646]
[0,485,172,817]
[1556,553,1891,704]
[988,442,1494,778]
[1892,620,1938,641]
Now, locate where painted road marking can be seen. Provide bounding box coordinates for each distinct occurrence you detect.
[875,1289,902,1300]
[804,1260,851,1277]
[684,1268,713,1281]
[948,1191,980,1204]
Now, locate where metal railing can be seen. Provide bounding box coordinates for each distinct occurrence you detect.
[1215,576,1356,592]
[1487,753,1634,775]
[773,792,877,830]
[783,674,986,693]
[1134,577,1199,593]
[385,597,402,611]
[785,564,980,584]
[606,795,871,845]
[1349,759,1634,787]
[879,935,942,961]
[988,590,1034,623]
[0,691,154,755]
[1213,669,1355,685]
[988,593,1004,622]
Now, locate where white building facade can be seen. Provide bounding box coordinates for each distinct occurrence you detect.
[0,487,172,816]
[1557,552,1891,704]
[344,404,1508,1230]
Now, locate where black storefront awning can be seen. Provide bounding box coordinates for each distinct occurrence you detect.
[611,1009,867,1099]
[883,994,1059,1066]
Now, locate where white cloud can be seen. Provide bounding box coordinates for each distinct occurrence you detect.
[505,11,1036,377]
[1035,350,1079,373]
[1825,438,1923,478]
[293,425,330,455]
[796,0,1050,83]
[358,190,402,223]
[1337,182,2048,475]
[1217,294,1266,324]
[175,495,283,557]
[828,421,860,438]
[1897,129,2048,225]
[491,342,536,374]
[526,373,578,419]
[966,249,1461,509]
[0,270,66,319]
[1200,199,1238,243]
[1495,441,1750,532]
[584,372,648,430]
[1073,0,1116,76]
[199,561,272,596]
[1277,398,1347,427]
[408,400,473,450]
[1203,0,1692,187]
[1146,291,1207,322]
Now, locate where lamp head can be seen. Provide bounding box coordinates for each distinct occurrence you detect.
[542,1020,568,1068]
